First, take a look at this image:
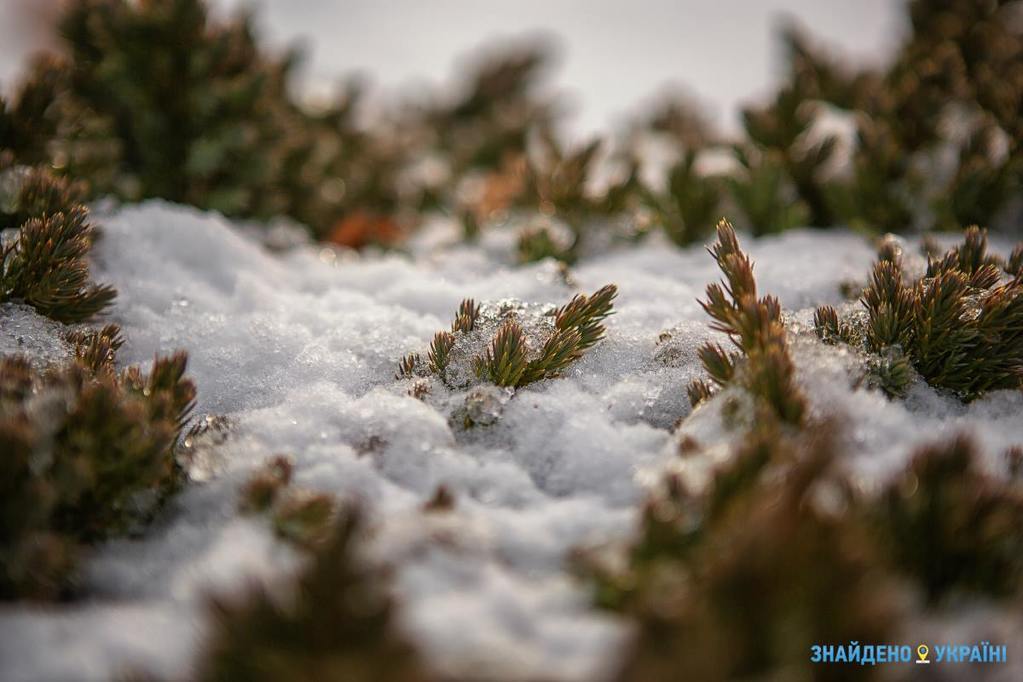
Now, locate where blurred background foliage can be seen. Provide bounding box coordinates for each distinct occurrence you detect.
[1,0,1021,255]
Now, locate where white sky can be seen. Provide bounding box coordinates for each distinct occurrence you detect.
[2,0,903,136]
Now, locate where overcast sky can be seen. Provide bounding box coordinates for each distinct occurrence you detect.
[2,0,903,136]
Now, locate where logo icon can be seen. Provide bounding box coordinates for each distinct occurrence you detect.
[916,644,930,665]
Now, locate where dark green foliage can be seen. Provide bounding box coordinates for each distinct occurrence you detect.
[515,134,639,263]
[814,304,855,347]
[591,423,898,681]
[0,162,114,323]
[197,504,433,682]
[726,148,811,236]
[426,44,553,175]
[596,416,1023,680]
[859,227,1023,399]
[472,320,528,387]
[406,285,616,390]
[781,2,1023,233]
[0,207,116,322]
[516,222,573,265]
[552,283,618,352]
[880,435,1023,602]
[521,135,602,226]
[864,349,914,399]
[0,335,196,599]
[641,150,721,247]
[735,61,831,230]
[3,0,409,239]
[427,331,455,374]
[520,326,583,385]
[0,162,87,226]
[694,220,805,424]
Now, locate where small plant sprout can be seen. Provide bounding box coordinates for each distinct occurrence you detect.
[427,331,455,374]
[842,226,1023,400]
[401,285,617,391]
[813,305,849,345]
[451,298,480,333]
[473,320,529,387]
[394,353,421,380]
[690,219,805,424]
[552,284,618,352]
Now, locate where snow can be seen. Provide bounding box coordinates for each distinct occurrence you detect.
[1,201,1021,680]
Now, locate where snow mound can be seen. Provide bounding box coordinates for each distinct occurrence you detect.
[2,201,1019,680]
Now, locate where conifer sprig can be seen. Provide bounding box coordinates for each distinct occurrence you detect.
[472,320,528,387]
[66,323,124,374]
[1,338,196,599]
[690,219,804,424]
[1008,245,1023,278]
[427,331,455,374]
[553,283,618,351]
[881,435,1023,601]
[855,227,1023,399]
[451,298,480,333]
[520,326,583,384]
[0,209,117,322]
[812,305,853,345]
[401,285,616,390]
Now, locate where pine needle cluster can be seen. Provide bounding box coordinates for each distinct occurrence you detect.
[880,435,1023,602]
[688,220,805,424]
[587,423,895,681]
[197,503,433,682]
[472,285,617,387]
[0,326,195,600]
[1,157,115,322]
[587,419,1023,680]
[818,226,1023,400]
[397,287,616,390]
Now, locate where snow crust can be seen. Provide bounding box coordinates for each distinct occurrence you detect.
[1,201,1021,680]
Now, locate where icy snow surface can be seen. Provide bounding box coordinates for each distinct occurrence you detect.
[2,202,1022,680]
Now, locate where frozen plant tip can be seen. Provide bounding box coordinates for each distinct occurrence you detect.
[692,219,805,424]
[553,284,618,352]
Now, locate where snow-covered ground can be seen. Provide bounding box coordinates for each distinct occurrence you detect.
[1,202,1022,680]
